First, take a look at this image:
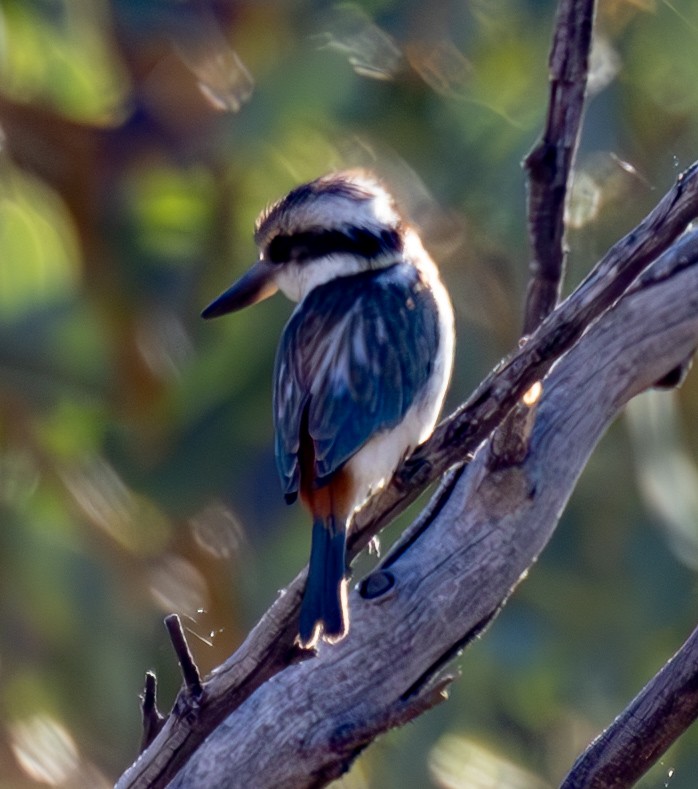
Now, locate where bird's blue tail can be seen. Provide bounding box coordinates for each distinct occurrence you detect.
[299,516,347,646]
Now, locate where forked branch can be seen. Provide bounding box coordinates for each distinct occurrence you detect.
[117,163,698,789]
[164,231,698,789]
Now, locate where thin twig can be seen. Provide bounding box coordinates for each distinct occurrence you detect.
[165,614,204,699]
[523,0,596,332]
[140,672,165,753]
[491,0,596,467]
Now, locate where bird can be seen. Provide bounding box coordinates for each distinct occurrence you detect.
[202,170,454,647]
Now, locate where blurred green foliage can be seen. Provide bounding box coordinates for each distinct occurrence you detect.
[1,0,698,786]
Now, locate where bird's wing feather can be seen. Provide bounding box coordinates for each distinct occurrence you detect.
[273,263,440,499]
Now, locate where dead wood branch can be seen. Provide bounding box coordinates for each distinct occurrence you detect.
[120,230,698,788]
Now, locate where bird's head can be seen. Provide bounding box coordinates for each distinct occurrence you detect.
[201,170,405,318]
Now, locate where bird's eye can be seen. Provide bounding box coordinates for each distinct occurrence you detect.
[267,234,314,264]
[267,235,293,264]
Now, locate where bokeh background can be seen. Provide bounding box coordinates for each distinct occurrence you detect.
[1,0,698,786]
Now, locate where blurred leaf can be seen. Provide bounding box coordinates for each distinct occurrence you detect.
[0,0,130,123]
[429,735,551,789]
[126,163,215,263]
[0,168,80,321]
[626,390,698,569]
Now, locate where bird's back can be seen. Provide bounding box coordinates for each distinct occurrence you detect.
[274,260,450,512]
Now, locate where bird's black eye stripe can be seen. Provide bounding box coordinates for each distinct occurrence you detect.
[266,227,402,265]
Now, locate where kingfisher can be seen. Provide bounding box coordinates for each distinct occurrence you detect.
[202,170,454,647]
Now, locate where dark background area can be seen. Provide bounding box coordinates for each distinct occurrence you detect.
[1,1,698,786]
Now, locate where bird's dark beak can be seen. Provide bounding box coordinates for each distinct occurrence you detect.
[201,260,278,319]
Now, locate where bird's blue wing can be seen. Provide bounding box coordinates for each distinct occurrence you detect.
[273,263,440,500]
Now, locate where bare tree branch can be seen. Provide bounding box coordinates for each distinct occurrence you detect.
[561,622,698,789]
[493,0,595,467]
[165,614,204,700]
[139,672,165,753]
[523,0,595,333]
[162,230,698,789]
[116,163,698,786]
